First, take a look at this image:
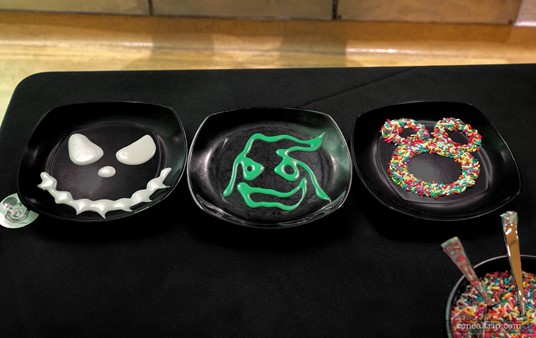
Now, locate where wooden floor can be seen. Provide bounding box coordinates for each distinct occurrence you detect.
[2,11,536,122]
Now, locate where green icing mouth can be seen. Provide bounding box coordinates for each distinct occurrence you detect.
[236,178,307,210]
[223,133,330,210]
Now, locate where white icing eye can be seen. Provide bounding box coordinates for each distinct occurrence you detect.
[68,134,104,165]
[116,135,156,165]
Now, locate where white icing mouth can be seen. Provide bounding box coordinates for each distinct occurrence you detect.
[38,168,172,218]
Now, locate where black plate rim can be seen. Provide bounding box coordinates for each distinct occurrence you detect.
[16,100,188,223]
[187,106,353,229]
[350,100,521,222]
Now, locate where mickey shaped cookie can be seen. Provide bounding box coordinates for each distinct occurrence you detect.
[380,117,482,198]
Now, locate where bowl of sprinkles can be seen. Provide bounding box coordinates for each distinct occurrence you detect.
[447,255,536,337]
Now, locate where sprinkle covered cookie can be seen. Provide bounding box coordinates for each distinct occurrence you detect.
[380,117,482,199]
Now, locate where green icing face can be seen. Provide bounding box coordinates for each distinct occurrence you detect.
[223,133,331,210]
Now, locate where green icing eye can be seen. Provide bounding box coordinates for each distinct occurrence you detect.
[241,157,264,181]
[275,156,299,181]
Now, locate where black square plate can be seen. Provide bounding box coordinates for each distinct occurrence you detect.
[187,107,352,228]
[351,101,520,221]
[17,101,187,222]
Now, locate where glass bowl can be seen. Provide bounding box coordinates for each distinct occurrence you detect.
[446,254,536,337]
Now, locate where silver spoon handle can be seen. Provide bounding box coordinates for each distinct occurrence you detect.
[441,236,494,306]
[501,211,526,316]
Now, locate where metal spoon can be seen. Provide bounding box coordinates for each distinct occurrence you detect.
[441,236,494,306]
[501,211,526,316]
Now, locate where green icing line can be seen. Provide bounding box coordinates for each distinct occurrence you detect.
[223,132,331,210]
[236,178,307,210]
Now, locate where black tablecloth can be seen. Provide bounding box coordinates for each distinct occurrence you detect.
[1,65,535,337]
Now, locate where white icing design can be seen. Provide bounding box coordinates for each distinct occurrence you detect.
[98,166,116,178]
[38,168,172,218]
[116,135,156,165]
[68,134,104,165]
